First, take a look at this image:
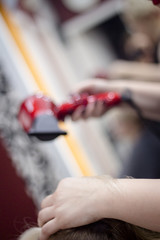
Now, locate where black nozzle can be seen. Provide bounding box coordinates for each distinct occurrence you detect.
[29,114,67,141]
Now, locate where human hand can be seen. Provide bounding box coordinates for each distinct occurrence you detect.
[70,79,113,121]
[38,176,116,240]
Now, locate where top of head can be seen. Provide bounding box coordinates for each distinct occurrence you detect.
[18,219,160,240]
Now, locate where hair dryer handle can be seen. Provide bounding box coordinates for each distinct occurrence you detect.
[56,92,121,120]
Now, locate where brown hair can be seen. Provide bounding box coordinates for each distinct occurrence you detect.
[48,219,160,240]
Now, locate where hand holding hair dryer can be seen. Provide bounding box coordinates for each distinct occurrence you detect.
[18,92,121,141]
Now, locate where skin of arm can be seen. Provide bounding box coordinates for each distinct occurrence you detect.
[38,177,160,240]
[112,178,160,231]
[108,60,160,82]
[71,79,160,121]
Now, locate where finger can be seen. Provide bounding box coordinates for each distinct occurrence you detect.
[71,106,85,121]
[39,218,60,240]
[41,194,53,209]
[92,101,107,117]
[38,206,55,227]
[82,102,96,119]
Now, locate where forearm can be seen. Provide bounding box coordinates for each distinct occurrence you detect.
[38,176,160,240]
[108,60,160,82]
[103,80,160,121]
[102,178,160,232]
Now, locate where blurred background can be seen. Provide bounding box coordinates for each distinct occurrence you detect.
[0,0,160,239]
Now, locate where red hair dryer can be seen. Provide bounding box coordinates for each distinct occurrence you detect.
[18,92,121,141]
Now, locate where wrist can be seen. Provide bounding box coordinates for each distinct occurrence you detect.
[94,176,123,219]
[104,81,129,95]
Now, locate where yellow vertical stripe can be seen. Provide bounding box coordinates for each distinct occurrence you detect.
[0,5,95,176]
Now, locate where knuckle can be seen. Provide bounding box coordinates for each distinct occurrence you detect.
[55,177,77,198]
[58,177,73,188]
[41,199,46,209]
[38,212,44,227]
[41,222,57,238]
[38,210,43,221]
[41,225,50,236]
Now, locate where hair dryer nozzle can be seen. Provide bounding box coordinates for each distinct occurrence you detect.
[29,114,67,141]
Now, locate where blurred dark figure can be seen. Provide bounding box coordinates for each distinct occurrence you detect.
[95,0,160,179]
[120,128,160,178]
[104,102,160,179]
